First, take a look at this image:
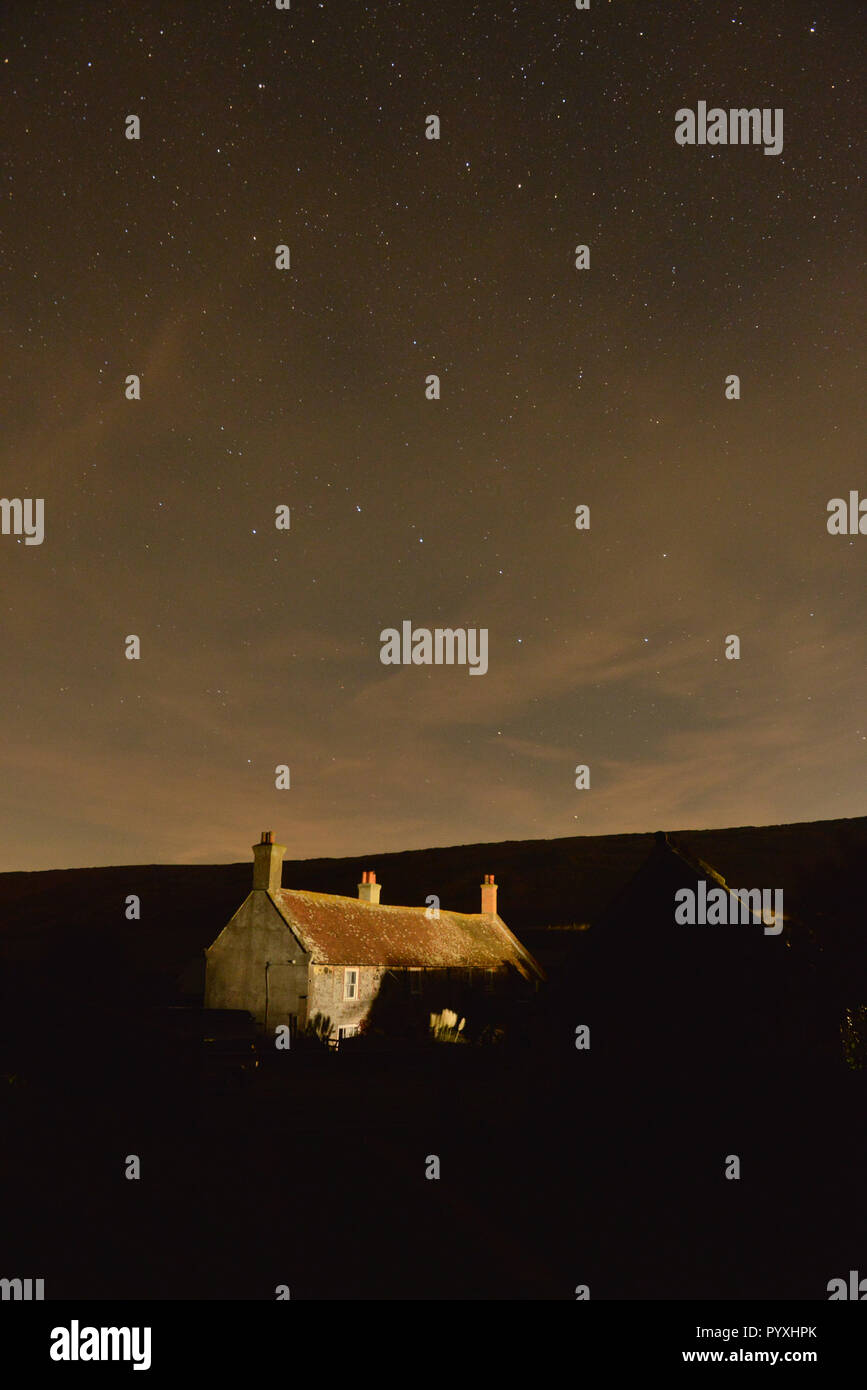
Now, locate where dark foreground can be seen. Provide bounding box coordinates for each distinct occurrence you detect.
[3,1022,865,1301]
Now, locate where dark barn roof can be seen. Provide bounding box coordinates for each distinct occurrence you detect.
[578,831,787,1070]
[271,888,544,978]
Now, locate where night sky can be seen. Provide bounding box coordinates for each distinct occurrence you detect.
[1,1,863,871]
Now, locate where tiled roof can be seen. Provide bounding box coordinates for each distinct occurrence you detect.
[270,888,544,977]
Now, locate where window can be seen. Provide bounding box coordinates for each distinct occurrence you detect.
[485,969,495,994]
[409,969,422,995]
[338,1025,359,1041]
[344,967,359,1001]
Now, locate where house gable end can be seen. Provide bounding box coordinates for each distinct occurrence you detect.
[206,890,309,963]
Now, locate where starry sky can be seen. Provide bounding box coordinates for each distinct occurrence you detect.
[0,0,863,871]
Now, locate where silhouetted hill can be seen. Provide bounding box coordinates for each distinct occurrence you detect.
[0,816,864,1007]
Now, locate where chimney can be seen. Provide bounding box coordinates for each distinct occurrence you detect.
[252,831,286,893]
[357,870,381,905]
[481,873,498,915]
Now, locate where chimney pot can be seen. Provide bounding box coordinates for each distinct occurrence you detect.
[358,871,381,904]
[480,874,498,915]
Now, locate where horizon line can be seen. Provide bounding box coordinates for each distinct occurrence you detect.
[2,811,864,877]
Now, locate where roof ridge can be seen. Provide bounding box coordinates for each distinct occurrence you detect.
[273,885,491,918]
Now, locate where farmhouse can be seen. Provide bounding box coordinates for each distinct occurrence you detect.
[204,832,544,1042]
